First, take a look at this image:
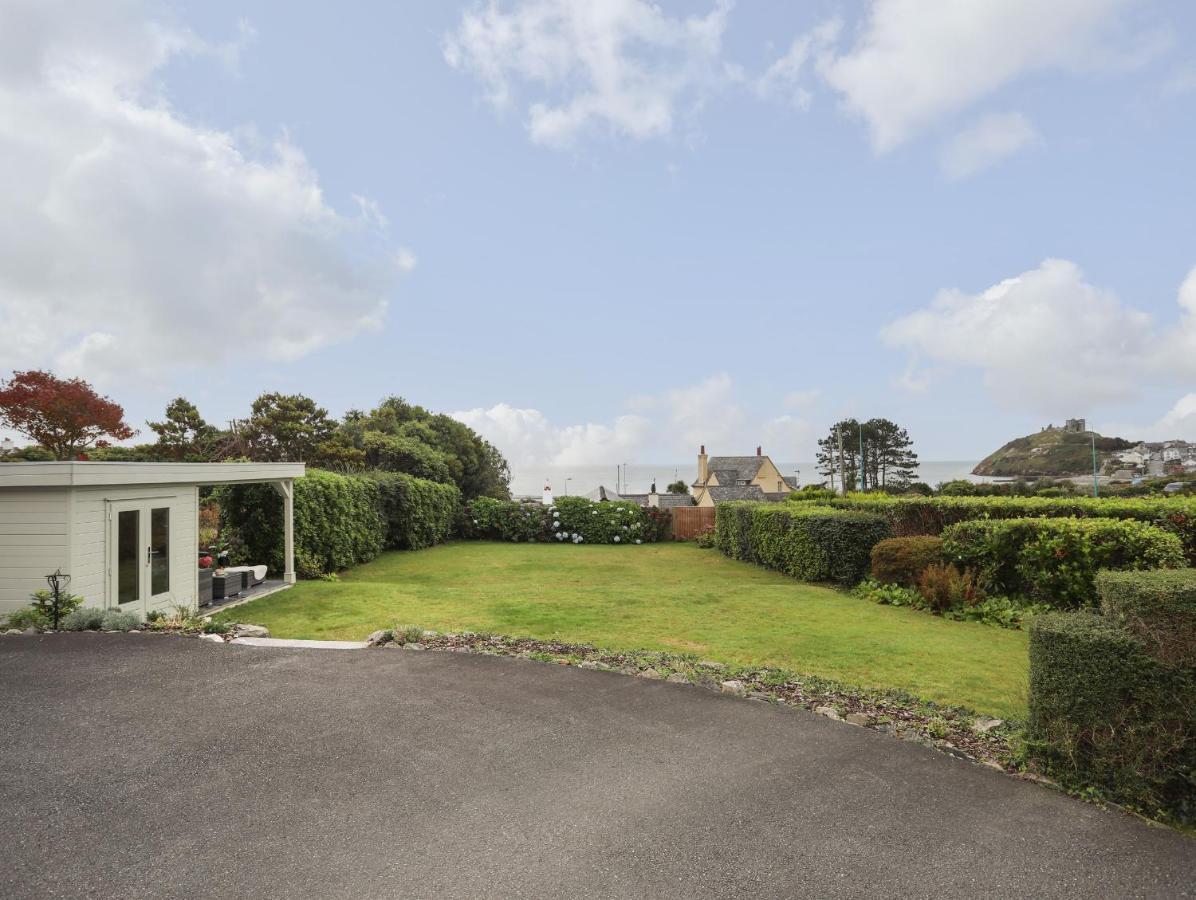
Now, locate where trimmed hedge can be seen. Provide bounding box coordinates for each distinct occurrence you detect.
[813,494,1196,566]
[715,502,891,584]
[218,468,456,577]
[870,536,944,587]
[463,495,666,545]
[1097,569,1196,668]
[941,517,1184,608]
[1028,611,1195,825]
[364,471,460,550]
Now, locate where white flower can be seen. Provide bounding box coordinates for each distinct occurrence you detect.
[635,539,642,545]
[613,536,621,543]
[623,525,629,530]
[552,521,560,529]
[553,511,559,518]
[591,510,597,515]
[473,519,479,525]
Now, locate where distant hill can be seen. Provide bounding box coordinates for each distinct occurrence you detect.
[973,426,1135,477]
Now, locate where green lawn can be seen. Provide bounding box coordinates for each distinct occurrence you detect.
[218,542,1029,718]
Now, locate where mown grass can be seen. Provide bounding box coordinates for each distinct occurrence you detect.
[216,541,1029,718]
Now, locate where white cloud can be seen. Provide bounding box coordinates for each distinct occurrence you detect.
[1099,394,1196,442]
[453,373,817,468]
[817,0,1135,151]
[783,389,821,410]
[0,1,401,384]
[754,19,840,110]
[939,111,1038,179]
[883,259,1196,414]
[443,0,733,147]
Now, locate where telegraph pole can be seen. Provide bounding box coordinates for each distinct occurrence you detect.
[836,426,848,496]
[1091,434,1099,498]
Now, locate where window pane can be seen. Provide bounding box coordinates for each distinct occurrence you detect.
[150,507,170,595]
[117,510,140,605]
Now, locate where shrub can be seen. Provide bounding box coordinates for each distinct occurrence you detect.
[3,608,47,630]
[1028,612,1195,825]
[870,536,944,586]
[364,471,460,550]
[717,503,891,585]
[1097,569,1196,668]
[693,524,717,549]
[787,486,837,503]
[915,563,984,613]
[100,609,141,631]
[462,496,663,545]
[942,517,1185,608]
[62,607,106,631]
[852,578,924,609]
[30,588,83,629]
[217,468,385,577]
[824,494,1196,565]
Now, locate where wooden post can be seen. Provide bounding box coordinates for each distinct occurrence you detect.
[272,479,296,584]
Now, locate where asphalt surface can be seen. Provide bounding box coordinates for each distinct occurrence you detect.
[1,634,1192,899]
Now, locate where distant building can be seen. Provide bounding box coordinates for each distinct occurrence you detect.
[583,483,692,508]
[691,445,793,508]
[1064,418,1087,433]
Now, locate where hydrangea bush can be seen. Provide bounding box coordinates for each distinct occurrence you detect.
[464,496,666,545]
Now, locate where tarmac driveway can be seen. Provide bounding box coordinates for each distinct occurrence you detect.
[0,633,1192,899]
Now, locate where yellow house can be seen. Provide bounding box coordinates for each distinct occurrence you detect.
[691,446,795,508]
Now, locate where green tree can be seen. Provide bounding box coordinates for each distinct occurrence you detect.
[147,397,217,461]
[666,480,689,494]
[241,393,335,462]
[816,418,919,490]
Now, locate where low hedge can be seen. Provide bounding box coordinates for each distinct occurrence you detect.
[1097,569,1196,668]
[870,536,944,587]
[716,502,891,584]
[463,495,666,544]
[815,494,1196,565]
[941,517,1185,608]
[1028,611,1195,825]
[218,468,456,577]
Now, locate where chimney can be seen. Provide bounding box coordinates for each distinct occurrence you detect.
[648,480,659,508]
[756,445,762,457]
[698,445,708,484]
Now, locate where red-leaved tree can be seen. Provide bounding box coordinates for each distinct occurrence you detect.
[0,371,135,460]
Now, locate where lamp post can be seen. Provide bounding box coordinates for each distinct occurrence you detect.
[564,477,571,497]
[1091,434,1100,498]
[858,425,866,492]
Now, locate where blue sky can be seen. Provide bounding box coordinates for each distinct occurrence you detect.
[2,0,1195,472]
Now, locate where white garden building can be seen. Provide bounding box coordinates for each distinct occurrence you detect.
[0,462,304,618]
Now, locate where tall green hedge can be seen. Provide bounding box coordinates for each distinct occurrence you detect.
[1097,569,1196,668]
[217,468,457,577]
[715,502,891,584]
[942,517,1184,608]
[364,471,460,550]
[1028,611,1195,825]
[813,494,1196,565]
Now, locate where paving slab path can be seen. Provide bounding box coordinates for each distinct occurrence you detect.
[0,633,1192,899]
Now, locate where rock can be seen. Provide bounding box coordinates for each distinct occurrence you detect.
[578,660,601,670]
[972,717,1004,735]
[698,660,725,670]
[232,624,269,639]
[421,630,439,639]
[638,668,663,680]
[198,633,224,643]
[5,629,22,635]
[1021,772,1061,789]
[845,713,871,727]
[403,642,425,651]
[127,629,141,634]
[666,673,689,684]
[814,706,842,721]
[22,628,38,635]
[365,630,390,647]
[720,680,746,696]
[748,691,772,701]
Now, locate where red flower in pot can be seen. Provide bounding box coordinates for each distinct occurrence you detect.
[198,555,213,569]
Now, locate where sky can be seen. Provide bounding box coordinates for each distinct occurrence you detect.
[2,0,1195,473]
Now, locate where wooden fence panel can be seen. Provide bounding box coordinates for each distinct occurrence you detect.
[670,506,714,541]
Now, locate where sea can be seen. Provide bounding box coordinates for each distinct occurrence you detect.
[509,461,993,499]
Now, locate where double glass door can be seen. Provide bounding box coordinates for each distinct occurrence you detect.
[110,500,174,613]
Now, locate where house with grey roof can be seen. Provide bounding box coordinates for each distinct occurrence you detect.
[691,446,794,508]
